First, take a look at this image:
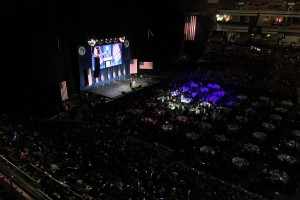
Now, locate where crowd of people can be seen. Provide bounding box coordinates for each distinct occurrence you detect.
[0,42,300,200]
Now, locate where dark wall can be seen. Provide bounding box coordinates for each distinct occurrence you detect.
[2,1,184,117]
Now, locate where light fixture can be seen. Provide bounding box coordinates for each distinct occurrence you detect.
[119,35,125,42]
[88,39,97,46]
[105,38,112,44]
[97,39,104,45]
[88,35,125,45]
[113,37,119,43]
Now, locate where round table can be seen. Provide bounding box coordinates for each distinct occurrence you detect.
[243,143,260,154]
[200,146,215,156]
[237,95,247,100]
[226,124,240,132]
[232,157,249,169]
[275,107,287,113]
[262,122,276,131]
[269,114,282,121]
[284,140,298,149]
[259,96,269,103]
[277,154,298,165]
[236,116,248,123]
[281,100,293,107]
[251,101,261,108]
[269,169,289,184]
[214,134,229,142]
[291,130,300,138]
[252,132,267,141]
[277,153,298,164]
[200,122,212,131]
[186,132,199,141]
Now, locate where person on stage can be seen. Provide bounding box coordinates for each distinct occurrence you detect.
[129,78,133,88]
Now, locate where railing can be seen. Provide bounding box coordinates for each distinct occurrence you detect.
[28,163,82,200]
[0,155,52,200]
[0,155,82,200]
[213,23,300,34]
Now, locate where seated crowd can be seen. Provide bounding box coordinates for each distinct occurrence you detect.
[0,46,300,200]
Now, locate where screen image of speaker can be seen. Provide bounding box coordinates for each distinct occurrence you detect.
[248,25,262,34]
[59,81,68,101]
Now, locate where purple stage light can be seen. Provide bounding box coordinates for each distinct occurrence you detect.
[208,83,220,89]
[209,95,220,102]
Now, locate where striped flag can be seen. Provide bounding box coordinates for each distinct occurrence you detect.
[113,44,121,63]
[139,61,153,69]
[184,15,197,41]
[130,59,138,74]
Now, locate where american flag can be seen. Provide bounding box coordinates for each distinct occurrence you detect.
[113,44,121,63]
[139,61,153,69]
[130,59,138,74]
[184,15,196,41]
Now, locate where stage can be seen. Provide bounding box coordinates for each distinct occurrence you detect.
[46,74,166,121]
[84,74,165,103]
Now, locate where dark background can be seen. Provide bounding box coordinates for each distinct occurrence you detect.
[1,1,189,117]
